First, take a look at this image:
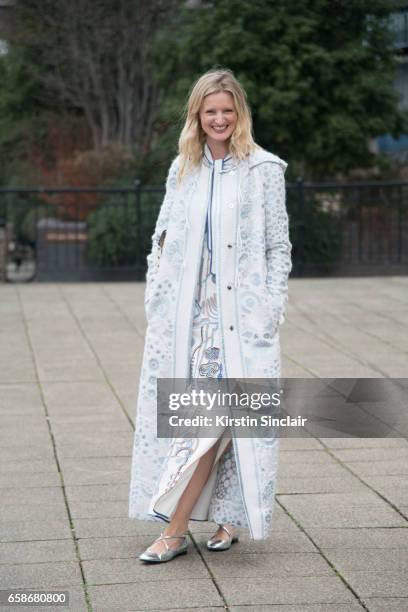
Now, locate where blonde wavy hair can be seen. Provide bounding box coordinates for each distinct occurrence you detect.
[177,68,260,183]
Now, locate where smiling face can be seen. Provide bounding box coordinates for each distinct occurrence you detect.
[199,91,238,152]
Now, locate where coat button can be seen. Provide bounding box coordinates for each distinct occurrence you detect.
[228,203,234,209]
[227,244,232,248]
[227,285,232,290]
[229,325,234,331]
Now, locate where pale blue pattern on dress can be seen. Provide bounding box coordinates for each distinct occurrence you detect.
[189,143,249,528]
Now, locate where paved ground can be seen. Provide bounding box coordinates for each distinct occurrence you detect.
[0,277,407,612]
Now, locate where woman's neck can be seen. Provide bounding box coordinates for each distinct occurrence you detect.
[206,139,230,160]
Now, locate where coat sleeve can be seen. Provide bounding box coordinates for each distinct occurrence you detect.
[145,156,179,306]
[262,161,292,326]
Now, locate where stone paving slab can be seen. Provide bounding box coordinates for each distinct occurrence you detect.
[56,443,132,458]
[362,487,408,507]
[280,490,399,506]
[279,438,323,450]
[323,547,408,573]
[120,609,225,612]
[0,503,68,522]
[230,606,364,612]
[0,459,58,474]
[277,458,353,479]
[65,483,129,503]
[68,500,129,519]
[45,414,128,427]
[278,495,406,528]
[0,519,73,543]
[276,474,367,494]
[0,423,49,437]
[203,551,333,579]
[218,575,358,606]
[83,552,208,585]
[0,433,51,449]
[0,486,64,506]
[36,362,105,382]
[61,470,130,487]
[53,431,132,446]
[278,449,339,463]
[0,561,83,588]
[341,569,408,598]
[87,580,224,610]
[0,473,62,488]
[0,408,43,423]
[0,446,55,461]
[73,518,164,539]
[330,447,408,462]
[41,380,121,409]
[321,438,408,449]
[342,459,408,476]
[0,365,37,383]
[0,539,77,564]
[361,599,408,612]
[51,422,131,435]
[305,527,408,550]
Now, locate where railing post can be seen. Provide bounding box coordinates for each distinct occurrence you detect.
[134,178,142,279]
[398,185,402,264]
[0,217,8,283]
[296,176,305,276]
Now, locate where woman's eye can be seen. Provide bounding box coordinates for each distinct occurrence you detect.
[205,109,234,114]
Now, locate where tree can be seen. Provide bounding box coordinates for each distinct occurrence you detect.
[0,44,47,184]
[153,0,408,179]
[11,0,181,154]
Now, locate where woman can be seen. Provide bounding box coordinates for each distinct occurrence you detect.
[128,68,292,563]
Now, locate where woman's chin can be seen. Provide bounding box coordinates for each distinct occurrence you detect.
[207,132,232,144]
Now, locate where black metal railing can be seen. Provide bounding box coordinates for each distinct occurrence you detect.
[0,179,407,282]
[289,179,408,276]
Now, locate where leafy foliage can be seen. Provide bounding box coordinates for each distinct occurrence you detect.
[152,0,408,180]
[86,200,139,266]
[292,203,343,268]
[86,188,164,267]
[0,1,407,188]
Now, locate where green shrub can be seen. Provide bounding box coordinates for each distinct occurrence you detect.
[290,194,342,268]
[86,200,139,266]
[20,204,53,245]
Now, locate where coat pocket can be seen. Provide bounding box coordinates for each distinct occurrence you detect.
[158,230,167,266]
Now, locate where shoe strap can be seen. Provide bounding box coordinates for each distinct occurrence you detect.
[154,532,188,551]
[159,532,188,540]
[219,524,234,537]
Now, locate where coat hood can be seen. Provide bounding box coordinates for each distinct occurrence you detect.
[248,147,288,174]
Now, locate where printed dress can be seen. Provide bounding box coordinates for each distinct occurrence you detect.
[187,143,248,527]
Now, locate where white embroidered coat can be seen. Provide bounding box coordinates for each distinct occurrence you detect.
[128,146,292,540]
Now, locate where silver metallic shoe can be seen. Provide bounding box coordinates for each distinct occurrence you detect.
[139,532,189,563]
[207,524,239,551]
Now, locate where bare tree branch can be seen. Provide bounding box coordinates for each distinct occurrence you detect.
[12,0,181,153]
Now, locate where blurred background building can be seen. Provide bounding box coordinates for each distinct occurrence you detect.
[376,1,408,156]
